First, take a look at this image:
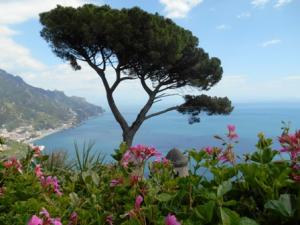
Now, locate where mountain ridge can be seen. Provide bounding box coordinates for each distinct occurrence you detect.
[0,69,104,132]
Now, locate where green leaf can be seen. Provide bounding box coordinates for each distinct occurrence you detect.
[223,200,237,207]
[199,189,217,200]
[195,201,215,223]
[90,171,100,186]
[156,193,173,202]
[220,207,240,225]
[40,155,49,161]
[250,133,278,164]
[188,149,205,163]
[217,180,232,198]
[264,194,293,218]
[239,217,259,225]
[111,142,128,162]
[81,171,99,186]
[69,192,80,207]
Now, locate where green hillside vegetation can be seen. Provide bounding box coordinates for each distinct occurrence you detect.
[0,69,104,131]
[0,137,28,158]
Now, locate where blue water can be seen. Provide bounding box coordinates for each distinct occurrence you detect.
[35,103,300,159]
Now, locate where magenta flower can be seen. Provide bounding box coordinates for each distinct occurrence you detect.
[35,164,43,178]
[227,125,238,140]
[219,146,235,164]
[68,212,78,225]
[154,157,170,165]
[121,145,161,168]
[165,214,181,225]
[40,176,62,196]
[3,156,23,173]
[279,130,300,182]
[105,215,113,225]
[40,208,50,218]
[279,130,300,160]
[291,174,300,182]
[130,175,141,186]
[51,218,62,225]
[28,215,43,225]
[204,147,214,155]
[0,186,5,196]
[29,208,62,225]
[110,178,123,187]
[30,144,45,157]
[121,151,132,168]
[135,195,143,211]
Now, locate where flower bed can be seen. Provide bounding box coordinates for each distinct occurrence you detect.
[0,125,300,224]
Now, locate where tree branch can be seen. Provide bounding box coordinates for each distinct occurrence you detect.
[155,93,180,100]
[140,75,153,95]
[111,71,136,93]
[145,106,179,120]
[84,56,130,132]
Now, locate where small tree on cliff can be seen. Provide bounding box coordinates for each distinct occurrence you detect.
[39,4,233,146]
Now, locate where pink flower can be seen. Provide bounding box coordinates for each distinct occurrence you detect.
[204,147,214,155]
[106,215,113,225]
[154,157,170,165]
[3,160,13,168]
[121,151,132,168]
[130,175,141,186]
[40,208,50,218]
[110,178,123,187]
[28,215,43,225]
[121,145,161,168]
[135,195,143,211]
[29,208,62,225]
[279,130,300,160]
[51,218,62,225]
[68,212,78,225]
[35,164,43,178]
[40,176,62,196]
[30,144,45,157]
[227,125,238,140]
[291,174,300,182]
[0,186,5,197]
[219,146,235,164]
[3,157,22,173]
[165,214,181,225]
[39,208,62,225]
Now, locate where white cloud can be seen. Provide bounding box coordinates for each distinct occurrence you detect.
[251,0,271,7]
[0,26,19,36]
[216,24,231,30]
[208,74,300,102]
[0,0,94,72]
[0,32,45,71]
[237,12,251,19]
[18,63,148,107]
[274,0,293,8]
[283,76,300,81]
[0,0,110,105]
[261,39,281,47]
[159,0,203,18]
[0,0,88,25]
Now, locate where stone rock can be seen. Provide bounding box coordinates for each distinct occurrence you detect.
[166,148,189,177]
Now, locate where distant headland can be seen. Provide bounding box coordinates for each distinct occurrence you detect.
[0,69,104,143]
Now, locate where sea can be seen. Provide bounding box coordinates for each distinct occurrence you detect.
[35,102,300,160]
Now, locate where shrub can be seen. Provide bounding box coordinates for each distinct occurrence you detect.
[0,126,300,224]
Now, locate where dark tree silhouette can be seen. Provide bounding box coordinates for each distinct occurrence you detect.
[39,4,233,146]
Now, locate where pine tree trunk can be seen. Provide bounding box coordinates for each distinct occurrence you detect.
[122,130,135,147]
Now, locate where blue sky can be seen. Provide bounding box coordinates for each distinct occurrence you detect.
[0,0,299,108]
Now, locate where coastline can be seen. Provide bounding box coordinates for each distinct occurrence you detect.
[25,124,73,144]
[26,113,104,144]
[0,113,104,145]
